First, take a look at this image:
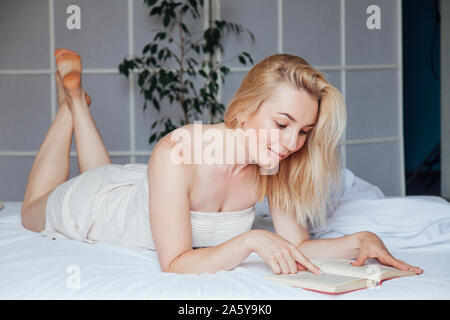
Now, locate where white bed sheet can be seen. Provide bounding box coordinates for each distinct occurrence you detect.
[1,169,450,299]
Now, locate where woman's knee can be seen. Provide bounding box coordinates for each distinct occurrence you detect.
[21,195,49,232]
[21,204,35,231]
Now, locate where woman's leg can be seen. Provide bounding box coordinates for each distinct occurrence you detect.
[21,49,111,232]
[21,84,74,232]
[55,48,111,174]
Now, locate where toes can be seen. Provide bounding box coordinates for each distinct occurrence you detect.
[54,48,64,57]
[55,48,79,57]
[54,48,82,72]
[65,49,79,56]
[55,53,81,66]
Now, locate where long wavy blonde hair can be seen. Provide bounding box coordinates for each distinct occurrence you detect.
[224,54,346,229]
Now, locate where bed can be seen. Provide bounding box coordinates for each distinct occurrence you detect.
[1,169,450,299]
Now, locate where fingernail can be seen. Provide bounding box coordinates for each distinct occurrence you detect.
[319,269,324,274]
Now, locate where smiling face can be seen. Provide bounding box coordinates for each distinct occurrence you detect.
[240,84,319,168]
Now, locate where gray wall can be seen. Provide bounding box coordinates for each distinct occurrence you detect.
[0,0,404,201]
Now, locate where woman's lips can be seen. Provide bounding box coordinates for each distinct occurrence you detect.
[268,147,286,159]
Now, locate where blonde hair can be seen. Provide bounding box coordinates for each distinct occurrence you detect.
[224,54,346,228]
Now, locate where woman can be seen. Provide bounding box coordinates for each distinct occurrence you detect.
[21,49,423,276]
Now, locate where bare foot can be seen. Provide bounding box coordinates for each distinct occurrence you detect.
[54,48,91,105]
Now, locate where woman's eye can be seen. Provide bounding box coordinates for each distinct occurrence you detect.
[300,129,313,136]
[275,121,287,129]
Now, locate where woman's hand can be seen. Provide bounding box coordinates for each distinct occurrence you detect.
[352,231,423,274]
[245,229,322,275]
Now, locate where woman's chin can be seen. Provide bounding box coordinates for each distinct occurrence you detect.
[257,158,281,174]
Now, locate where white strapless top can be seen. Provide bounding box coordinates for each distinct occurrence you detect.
[43,163,256,251]
[187,206,256,249]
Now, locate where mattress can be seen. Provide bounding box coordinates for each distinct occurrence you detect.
[1,169,450,299]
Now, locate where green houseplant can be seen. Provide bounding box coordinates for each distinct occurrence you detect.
[119,0,254,144]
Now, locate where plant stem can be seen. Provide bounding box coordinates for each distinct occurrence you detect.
[178,12,189,125]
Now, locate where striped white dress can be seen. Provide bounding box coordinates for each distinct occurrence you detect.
[41,163,256,251]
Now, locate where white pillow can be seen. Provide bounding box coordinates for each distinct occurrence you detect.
[252,168,386,232]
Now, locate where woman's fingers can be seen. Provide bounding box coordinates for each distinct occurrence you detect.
[275,255,290,274]
[381,255,409,271]
[351,254,368,266]
[291,248,322,275]
[269,257,281,274]
[381,254,423,274]
[258,233,321,274]
[282,248,298,274]
[352,251,424,275]
[409,266,424,274]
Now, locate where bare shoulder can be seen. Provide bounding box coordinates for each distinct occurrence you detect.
[147,124,195,187]
[148,123,202,168]
[149,124,195,156]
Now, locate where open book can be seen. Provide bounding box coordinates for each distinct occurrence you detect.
[264,259,417,294]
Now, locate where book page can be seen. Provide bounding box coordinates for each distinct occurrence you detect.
[264,272,367,293]
[312,259,416,282]
[264,259,416,293]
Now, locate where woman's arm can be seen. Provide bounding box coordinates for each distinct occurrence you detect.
[169,230,321,274]
[296,231,424,274]
[297,233,360,260]
[297,232,423,274]
[269,200,422,274]
[271,202,360,260]
[167,232,252,274]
